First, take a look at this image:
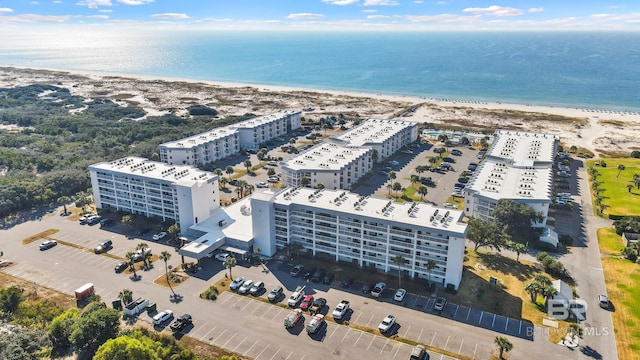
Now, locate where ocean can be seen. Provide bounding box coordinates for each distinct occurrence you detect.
[1,30,639,111]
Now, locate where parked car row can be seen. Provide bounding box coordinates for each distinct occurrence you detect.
[289,264,335,285]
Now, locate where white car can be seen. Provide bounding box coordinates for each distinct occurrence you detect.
[371,282,386,298]
[378,314,396,333]
[215,253,230,262]
[401,149,413,154]
[152,232,167,241]
[256,182,269,188]
[238,280,254,295]
[153,310,173,325]
[229,276,245,291]
[39,240,57,251]
[393,288,407,302]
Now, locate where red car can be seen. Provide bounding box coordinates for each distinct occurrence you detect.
[299,295,314,311]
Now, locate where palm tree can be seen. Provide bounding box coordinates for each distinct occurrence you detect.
[301,176,311,187]
[417,186,428,201]
[617,164,625,178]
[316,183,325,189]
[57,196,71,215]
[118,289,133,305]
[541,284,558,303]
[244,160,252,173]
[568,323,581,338]
[628,184,634,193]
[136,242,149,268]
[426,260,437,289]
[512,242,527,262]
[267,168,276,176]
[524,281,542,303]
[223,256,237,279]
[245,183,255,195]
[159,251,176,298]
[410,175,420,188]
[392,182,402,197]
[494,336,513,359]
[388,171,397,182]
[387,183,393,195]
[392,254,405,288]
[371,149,379,163]
[634,173,640,189]
[415,165,424,176]
[219,177,228,189]
[534,274,552,287]
[121,215,133,234]
[75,192,92,213]
[236,179,247,198]
[289,138,296,145]
[125,251,137,279]
[214,168,223,178]
[225,165,234,181]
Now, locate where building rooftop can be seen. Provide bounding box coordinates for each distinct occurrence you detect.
[89,156,218,187]
[333,119,417,146]
[274,188,467,235]
[281,142,370,171]
[487,130,559,166]
[464,158,553,202]
[159,110,299,149]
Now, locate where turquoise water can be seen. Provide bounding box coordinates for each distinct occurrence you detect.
[1,30,639,111]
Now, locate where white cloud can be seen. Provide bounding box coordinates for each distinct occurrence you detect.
[528,8,544,13]
[0,7,14,13]
[367,15,390,19]
[151,13,189,19]
[463,5,524,17]
[76,0,112,8]
[363,9,377,13]
[85,15,109,19]
[322,0,359,5]
[117,0,153,5]
[436,1,446,4]
[31,1,40,4]
[0,13,70,22]
[364,0,399,6]
[545,17,577,25]
[590,12,640,23]
[406,13,480,23]
[286,13,324,19]
[99,9,112,12]
[53,1,62,3]
[414,0,423,3]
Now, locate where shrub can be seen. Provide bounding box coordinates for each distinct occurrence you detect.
[536,251,550,262]
[199,285,219,300]
[631,150,640,158]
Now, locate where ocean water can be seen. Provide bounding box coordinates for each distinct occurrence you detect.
[1,30,639,111]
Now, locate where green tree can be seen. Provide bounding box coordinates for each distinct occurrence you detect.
[69,302,120,360]
[392,254,405,288]
[410,175,420,188]
[48,308,79,353]
[136,242,150,268]
[283,241,303,259]
[0,285,23,313]
[93,336,157,360]
[426,260,437,289]
[301,176,311,187]
[267,168,276,176]
[417,186,428,201]
[57,195,71,215]
[316,183,325,189]
[371,149,379,163]
[386,183,393,195]
[225,165,234,181]
[0,327,51,360]
[214,168,223,178]
[541,284,559,302]
[223,256,237,279]
[244,160,252,173]
[118,289,133,305]
[289,137,296,145]
[392,182,402,197]
[235,179,247,197]
[159,251,176,298]
[219,177,228,189]
[491,199,543,242]
[388,171,397,182]
[125,251,137,279]
[75,192,92,213]
[467,218,509,252]
[512,242,528,262]
[121,215,133,232]
[617,164,625,178]
[494,336,513,359]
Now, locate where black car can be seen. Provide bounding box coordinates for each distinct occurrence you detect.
[303,267,316,281]
[114,262,128,273]
[139,228,152,235]
[170,314,193,333]
[361,282,374,294]
[100,218,114,227]
[322,273,334,285]
[311,269,326,283]
[342,278,355,288]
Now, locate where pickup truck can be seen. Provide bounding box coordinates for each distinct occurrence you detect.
[169,314,192,333]
[305,314,325,334]
[287,285,305,307]
[332,300,350,321]
[284,309,303,328]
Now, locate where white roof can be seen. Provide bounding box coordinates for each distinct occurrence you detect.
[464,158,553,202]
[334,119,417,146]
[552,279,573,301]
[488,129,559,166]
[281,142,370,171]
[274,188,467,235]
[89,156,217,187]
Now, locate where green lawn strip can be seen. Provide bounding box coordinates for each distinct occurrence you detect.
[597,229,640,360]
[597,228,625,256]
[586,158,640,216]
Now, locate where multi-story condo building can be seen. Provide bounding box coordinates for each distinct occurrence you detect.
[332,119,419,162]
[280,119,419,189]
[280,142,373,190]
[463,130,559,227]
[88,157,220,233]
[159,110,301,166]
[250,188,468,289]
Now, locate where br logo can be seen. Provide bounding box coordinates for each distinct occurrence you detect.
[548,299,588,321]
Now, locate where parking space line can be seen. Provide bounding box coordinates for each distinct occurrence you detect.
[518,320,522,334]
[221,332,237,348]
[341,328,351,342]
[473,344,478,359]
[417,328,423,343]
[212,329,227,343]
[380,338,389,354]
[491,314,496,327]
[328,323,340,338]
[466,308,471,321]
[453,304,459,317]
[430,332,436,346]
[393,342,402,359]
[505,317,509,331]
[353,331,364,346]
[367,333,376,350]
[190,324,207,338]
[245,340,259,355]
[232,336,248,351]
[478,311,484,324]
[365,314,374,328]
[458,339,464,354]
[202,326,216,340]
[257,344,271,360]
[271,308,283,321]
[443,336,450,351]
[220,293,234,305]
[285,351,293,360]
[402,324,411,338]
[353,311,363,324]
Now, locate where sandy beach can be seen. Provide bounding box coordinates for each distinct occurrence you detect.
[1,66,638,158]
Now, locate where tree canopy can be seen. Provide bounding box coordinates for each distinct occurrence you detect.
[467,217,510,252]
[491,199,543,243]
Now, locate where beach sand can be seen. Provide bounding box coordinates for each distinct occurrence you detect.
[1,66,638,158]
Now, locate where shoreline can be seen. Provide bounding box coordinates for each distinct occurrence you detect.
[2,65,640,157]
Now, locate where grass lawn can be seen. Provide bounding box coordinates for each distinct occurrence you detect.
[587,158,640,216]
[454,250,570,342]
[597,227,640,360]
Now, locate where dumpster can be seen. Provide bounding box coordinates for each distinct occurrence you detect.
[146,302,157,313]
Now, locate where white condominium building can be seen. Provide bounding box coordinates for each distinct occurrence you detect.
[251,188,468,289]
[159,110,301,166]
[280,142,373,190]
[88,157,220,233]
[463,130,559,226]
[333,119,419,162]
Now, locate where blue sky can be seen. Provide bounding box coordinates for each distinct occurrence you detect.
[0,1,639,30]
